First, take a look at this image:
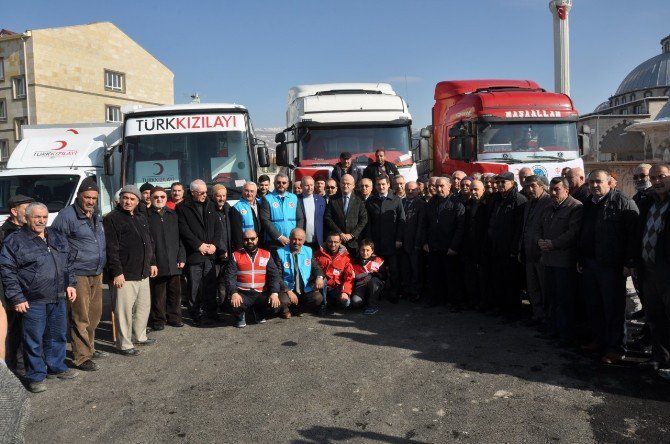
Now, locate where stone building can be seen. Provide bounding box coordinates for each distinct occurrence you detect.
[579,34,670,161]
[0,22,173,166]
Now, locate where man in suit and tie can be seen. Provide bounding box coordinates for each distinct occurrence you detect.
[231,182,262,250]
[299,176,327,251]
[399,181,426,302]
[325,174,368,256]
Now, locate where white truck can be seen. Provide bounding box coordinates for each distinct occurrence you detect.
[0,123,122,226]
[275,83,416,183]
[120,103,269,202]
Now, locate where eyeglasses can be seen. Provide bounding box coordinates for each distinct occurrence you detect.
[326,186,337,189]
[243,237,257,241]
[192,191,207,196]
[152,195,167,199]
[633,174,648,180]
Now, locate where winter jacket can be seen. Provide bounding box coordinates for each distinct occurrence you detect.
[420,194,465,253]
[331,162,363,184]
[51,203,106,276]
[488,188,527,257]
[0,226,76,305]
[520,192,552,263]
[365,192,406,256]
[104,205,155,281]
[314,245,355,294]
[538,195,583,268]
[579,189,639,268]
[177,198,225,264]
[147,206,185,277]
[362,161,399,182]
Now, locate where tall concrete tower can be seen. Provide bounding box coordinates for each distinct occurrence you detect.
[549,0,572,95]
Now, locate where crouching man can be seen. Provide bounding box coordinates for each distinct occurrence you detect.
[314,233,357,315]
[0,203,78,393]
[225,230,282,328]
[274,228,325,318]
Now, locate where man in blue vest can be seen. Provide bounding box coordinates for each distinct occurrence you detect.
[260,173,305,249]
[273,228,324,317]
[231,182,262,250]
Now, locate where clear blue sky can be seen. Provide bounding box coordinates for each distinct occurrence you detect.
[5,0,670,128]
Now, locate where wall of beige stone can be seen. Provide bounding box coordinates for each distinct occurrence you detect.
[0,36,28,147]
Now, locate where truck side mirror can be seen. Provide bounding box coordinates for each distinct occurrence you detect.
[419,138,430,161]
[256,143,270,168]
[275,132,286,143]
[276,143,290,167]
[420,127,431,138]
[104,146,115,175]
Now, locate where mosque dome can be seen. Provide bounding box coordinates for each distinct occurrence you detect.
[614,35,670,96]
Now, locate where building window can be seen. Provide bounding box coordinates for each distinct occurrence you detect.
[620,109,629,115]
[0,58,4,81]
[0,140,8,161]
[106,105,122,122]
[0,99,6,121]
[104,70,125,92]
[644,90,653,98]
[630,93,636,102]
[622,96,627,104]
[12,76,26,99]
[633,104,643,114]
[614,98,619,106]
[14,117,27,141]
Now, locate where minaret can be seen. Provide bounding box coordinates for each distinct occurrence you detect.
[549,0,572,95]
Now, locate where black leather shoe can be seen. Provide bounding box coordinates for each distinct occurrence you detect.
[167,321,184,328]
[118,348,140,356]
[151,324,165,331]
[76,359,99,371]
[135,338,156,346]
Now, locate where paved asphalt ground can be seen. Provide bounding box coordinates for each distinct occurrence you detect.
[23,293,670,443]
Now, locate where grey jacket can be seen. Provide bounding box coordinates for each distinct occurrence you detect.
[520,192,552,263]
[538,195,583,267]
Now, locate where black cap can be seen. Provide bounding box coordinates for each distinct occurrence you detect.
[497,172,515,181]
[139,182,155,193]
[78,177,100,194]
[8,194,35,209]
[340,152,352,160]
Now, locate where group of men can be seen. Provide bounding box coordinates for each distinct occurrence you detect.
[2,148,670,394]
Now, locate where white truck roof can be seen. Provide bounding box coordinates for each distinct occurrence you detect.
[7,123,121,169]
[124,103,247,116]
[288,83,396,104]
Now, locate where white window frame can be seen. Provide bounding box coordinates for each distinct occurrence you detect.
[0,58,5,82]
[12,76,26,99]
[104,70,125,92]
[0,139,8,161]
[14,117,27,141]
[0,98,6,121]
[106,105,122,123]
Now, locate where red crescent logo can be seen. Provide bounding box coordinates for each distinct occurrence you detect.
[66,129,79,134]
[53,140,68,151]
[154,162,164,175]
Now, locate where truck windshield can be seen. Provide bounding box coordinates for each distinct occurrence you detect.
[0,174,80,214]
[299,125,411,166]
[124,130,251,198]
[478,122,579,161]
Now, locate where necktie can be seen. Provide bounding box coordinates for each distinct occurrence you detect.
[344,195,349,215]
[293,252,302,294]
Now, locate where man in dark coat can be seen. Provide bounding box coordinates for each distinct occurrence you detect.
[325,174,368,255]
[461,180,490,309]
[362,149,400,182]
[147,187,185,330]
[331,151,362,184]
[365,174,405,301]
[488,172,528,312]
[579,169,639,364]
[398,181,426,302]
[177,179,225,325]
[567,167,589,204]
[420,177,465,309]
[212,184,233,307]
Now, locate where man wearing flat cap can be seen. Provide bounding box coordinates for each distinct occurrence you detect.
[331,152,362,184]
[0,194,35,374]
[52,177,107,371]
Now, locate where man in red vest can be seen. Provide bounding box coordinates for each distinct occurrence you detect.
[314,233,357,315]
[224,229,282,328]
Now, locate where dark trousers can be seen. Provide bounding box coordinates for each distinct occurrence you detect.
[4,307,23,373]
[582,259,627,355]
[383,253,401,299]
[150,274,182,326]
[353,276,384,307]
[462,254,487,308]
[227,290,276,320]
[216,263,228,306]
[21,300,68,383]
[642,265,670,366]
[428,252,462,306]
[491,255,524,310]
[280,288,324,314]
[398,249,422,298]
[326,285,363,309]
[544,265,577,340]
[186,259,217,320]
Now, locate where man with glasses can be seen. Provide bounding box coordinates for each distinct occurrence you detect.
[637,164,670,381]
[51,177,107,372]
[578,170,639,364]
[147,186,185,330]
[176,180,225,326]
[259,173,304,249]
[357,178,374,202]
[225,230,282,328]
[325,179,339,204]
